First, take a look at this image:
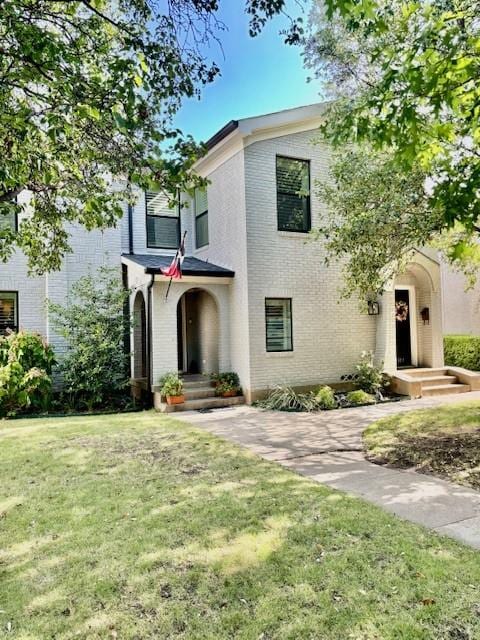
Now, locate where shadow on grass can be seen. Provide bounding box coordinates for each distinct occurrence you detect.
[1,411,480,639]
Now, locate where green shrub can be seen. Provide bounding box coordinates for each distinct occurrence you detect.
[444,335,480,371]
[0,331,55,416]
[49,267,130,410]
[159,372,183,398]
[210,371,240,387]
[355,350,387,394]
[346,390,376,406]
[315,385,337,410]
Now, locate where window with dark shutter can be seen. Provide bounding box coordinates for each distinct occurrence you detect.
[276,156,311,232]
[145,191,179,249]
[265,298,293,352]
[194,187,208,248]
[0,292,18,335]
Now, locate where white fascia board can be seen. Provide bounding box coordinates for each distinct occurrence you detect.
[194,102,329,177]
[193,129,244,177]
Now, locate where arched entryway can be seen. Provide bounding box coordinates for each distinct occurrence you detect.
[393,261,436,369]
[177,288,219,374]
[132,291,147,379]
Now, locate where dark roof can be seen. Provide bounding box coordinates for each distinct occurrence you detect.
[205,120,238,150]
[123,254,234,278]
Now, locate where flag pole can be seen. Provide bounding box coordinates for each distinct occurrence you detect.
[165,230,187,301]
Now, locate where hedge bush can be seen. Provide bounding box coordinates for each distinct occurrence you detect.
[49,267,131,410]
[0,331,55,416]
[444,335,480,371]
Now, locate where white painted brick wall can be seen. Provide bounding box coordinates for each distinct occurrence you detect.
[243,130,377,395]
[192,150,251,387]
[441,264,480,335]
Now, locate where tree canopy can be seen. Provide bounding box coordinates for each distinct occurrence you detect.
[0,0,297,272]
[304,0,480,294]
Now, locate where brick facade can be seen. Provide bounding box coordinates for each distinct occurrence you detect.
[0,103,465,403]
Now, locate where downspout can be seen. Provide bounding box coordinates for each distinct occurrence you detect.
[146,272,155,397]
[127,203,134,254]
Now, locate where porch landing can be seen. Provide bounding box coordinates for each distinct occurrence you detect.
[391,366,480,399]
[154,375,245,413]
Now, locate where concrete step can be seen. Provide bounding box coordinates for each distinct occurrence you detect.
[158,395,245,413]
[421,384,470,397]
[418,375,458,387]
[184,387,217,400]
[182,379,213,390]
[403,368,449,378]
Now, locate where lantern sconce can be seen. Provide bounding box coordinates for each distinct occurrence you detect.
[367,300,380,316]
[421,307,430,325]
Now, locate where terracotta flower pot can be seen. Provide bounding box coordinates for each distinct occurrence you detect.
[166,394,185,405]
[221,390,237,398]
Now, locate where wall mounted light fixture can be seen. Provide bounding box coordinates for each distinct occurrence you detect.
[367,300,380,316]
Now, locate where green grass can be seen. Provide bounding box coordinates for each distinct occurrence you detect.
[1,412,480,639]
[364,400,480,489]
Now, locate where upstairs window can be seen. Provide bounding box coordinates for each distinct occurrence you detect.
[145,191,179,249]
[276,156,311,233]
[265,298,293,352]
[0,208,18,233]
[0,292,18,335]
[194,187,208,249]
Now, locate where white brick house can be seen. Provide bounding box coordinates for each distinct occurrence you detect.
[1,103,478,403]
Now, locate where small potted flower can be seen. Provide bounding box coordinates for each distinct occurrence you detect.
[216,381,239,397]
[214,372,241,398]
[159,372,184,405]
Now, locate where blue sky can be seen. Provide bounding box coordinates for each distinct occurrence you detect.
[173,3,322,143]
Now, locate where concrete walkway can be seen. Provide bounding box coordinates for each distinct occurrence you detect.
[180,392,480,549]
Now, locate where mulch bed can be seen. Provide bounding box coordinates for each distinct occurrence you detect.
[366,429,480,490]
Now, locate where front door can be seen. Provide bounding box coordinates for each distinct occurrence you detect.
[395,289,412,367]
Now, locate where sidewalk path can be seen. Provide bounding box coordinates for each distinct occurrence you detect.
[180,392,480,549]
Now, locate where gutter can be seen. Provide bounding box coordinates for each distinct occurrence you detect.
[127,203,134,254]
[146,273,155,393]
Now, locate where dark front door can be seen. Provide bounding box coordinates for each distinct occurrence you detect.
[395,289,412,367]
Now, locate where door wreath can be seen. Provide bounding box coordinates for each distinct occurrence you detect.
[395,300,409,322]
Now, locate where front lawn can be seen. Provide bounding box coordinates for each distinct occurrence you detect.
[2,412,480,639]
[364,400,480,490]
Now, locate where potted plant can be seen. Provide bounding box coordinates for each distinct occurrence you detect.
[216,381,239,397]
[214,372,241,398]
[159,372,184,405]
[209,372,221,388]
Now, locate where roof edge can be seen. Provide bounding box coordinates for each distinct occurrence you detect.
[205,120,239,151]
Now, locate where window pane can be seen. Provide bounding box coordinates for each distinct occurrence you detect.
[196,213,209,249]
[277,194,310,232]
[146,190,176,217]
[276,156,310,232]
[194,188,208,216]
[145,190,179,248]
[0,292,17,335]
[0,210,16,233]
[266,298,292,352]
[146,216,179,249]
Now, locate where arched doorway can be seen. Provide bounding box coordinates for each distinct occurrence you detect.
[177,288,219,374]
[132,291,147,379]
[394,262,435,368]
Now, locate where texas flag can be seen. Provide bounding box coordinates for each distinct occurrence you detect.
[161,231,186,279]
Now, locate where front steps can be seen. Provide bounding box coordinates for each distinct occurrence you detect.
[154,375,245,413]
[391,367,480,398]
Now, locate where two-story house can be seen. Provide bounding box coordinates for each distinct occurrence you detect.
[2,103,480,407]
